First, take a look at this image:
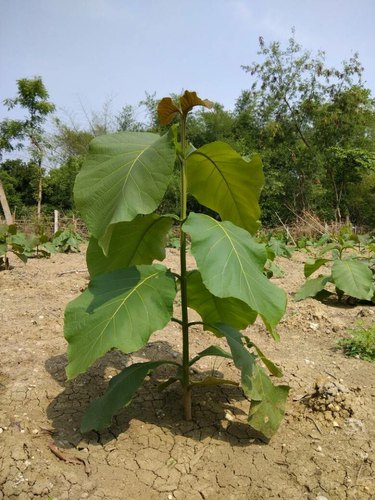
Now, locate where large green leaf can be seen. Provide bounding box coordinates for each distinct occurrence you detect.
[214,324,256,398]
[304,258,330,278]
[243,337,283,377]
[74,130,176,252]
[183,214,286,335]
[81,361,177,432]
[64,264,176,379]
[214,324,289,439]
[332,259,374,300]
[87,214,173,278]
[248,365,290,441]
[186,270,257,333]
[294,274,332,301]
[186,143,264,235]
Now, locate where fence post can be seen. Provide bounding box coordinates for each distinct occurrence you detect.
[54,210,59,233]
[0,180,14,225]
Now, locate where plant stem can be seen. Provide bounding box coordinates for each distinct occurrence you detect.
[179,114,192,420]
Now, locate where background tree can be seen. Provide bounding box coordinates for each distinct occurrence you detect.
[238,31,374,224]
[3,77,55,221]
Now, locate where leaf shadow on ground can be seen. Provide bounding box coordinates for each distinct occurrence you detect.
[45,341,266,450]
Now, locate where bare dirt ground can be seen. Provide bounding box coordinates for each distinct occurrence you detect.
[0,247,374,499]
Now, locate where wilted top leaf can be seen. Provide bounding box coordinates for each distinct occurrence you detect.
[179,90,213,115]
[157,97,181,125]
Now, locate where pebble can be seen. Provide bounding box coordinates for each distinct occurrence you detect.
[316,445,323,452]
[224,410,235,422]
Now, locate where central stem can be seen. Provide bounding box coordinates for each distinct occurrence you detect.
[179,114,192,420]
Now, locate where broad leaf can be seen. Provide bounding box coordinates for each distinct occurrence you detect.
[214,324,256,398]
[179,90,213,115]
[186,270,257,333]
[81,361,177,432]
[190,376,238,387]
[87,214,173,278]
[304,258,329,278]
[243,338,283,378]
[318,242,340,257]
[189,345,233,366]
[248,365,290,441]
[65,264,176,379]
[267,238,293,258]
[157,97,181,125]
[294,274,331,301]
[187,144,263,235]
[332,259,374,300]
[264,259,284,278]
[219,325,288,439]
[183,214,287,335]
[74,130,176,253]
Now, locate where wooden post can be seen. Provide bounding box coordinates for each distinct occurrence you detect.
[0,180,14,225]
[54,210,59,233]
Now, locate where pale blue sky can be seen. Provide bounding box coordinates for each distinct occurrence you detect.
[1,0,374,126]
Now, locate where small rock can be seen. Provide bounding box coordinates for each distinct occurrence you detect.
[224,410,235,422]
[316,445,323,452]
[324,411,333,422]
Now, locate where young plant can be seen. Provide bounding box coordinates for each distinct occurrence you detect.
[0,224,29,269]
[50,226,84,253]
[338,323,375,362]
[64,91,289,440]
[295,231,375,303]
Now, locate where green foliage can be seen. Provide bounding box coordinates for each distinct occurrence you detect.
[50,227,84,253]
[295,235,375,302]
[0,224,85,270]
[1,76,55,219]
[64,90,289,440]
[44,158,82,211]
[74,130,176,252]
[239,32,375,224]
[338,323,375,362]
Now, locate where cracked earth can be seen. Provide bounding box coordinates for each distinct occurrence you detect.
[0,248,374,499]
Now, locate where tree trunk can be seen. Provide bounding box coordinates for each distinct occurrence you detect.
[37,160,43,222]
[0,180,14,225]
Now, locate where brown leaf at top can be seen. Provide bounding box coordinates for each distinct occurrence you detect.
[180,91,214,115]
[157,97,181,125]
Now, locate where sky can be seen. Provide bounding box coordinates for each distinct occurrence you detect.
[1,0,375,127]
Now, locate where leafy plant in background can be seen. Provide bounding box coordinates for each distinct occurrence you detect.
[0,223,85,270]
[50,226,84,253]
[0,224,21,269]
[263,235,294,278]
[0,224,46,268]
[64,91,289,440]
[338,323,375,362]
[295,230,375,303]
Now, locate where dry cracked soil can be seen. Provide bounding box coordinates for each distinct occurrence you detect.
[0,247,374,499]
